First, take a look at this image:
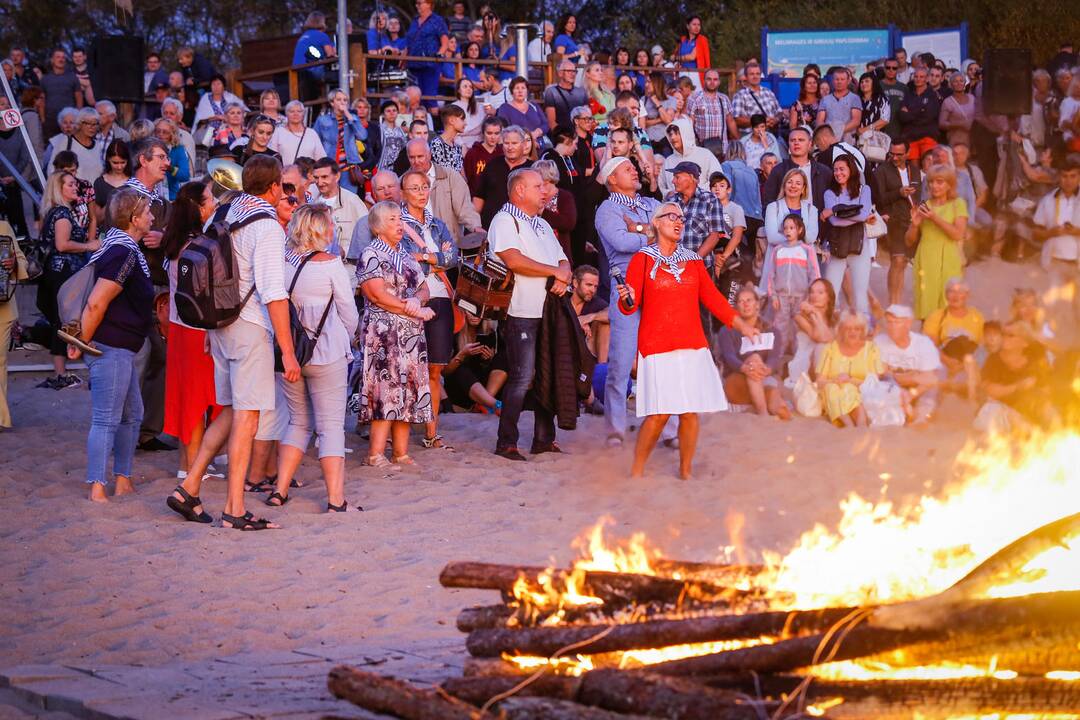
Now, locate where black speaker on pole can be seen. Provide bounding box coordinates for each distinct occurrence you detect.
[983,49,1032,117]
[90,35,146,103]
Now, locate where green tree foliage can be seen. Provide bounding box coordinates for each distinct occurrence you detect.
[1,0,1074,70]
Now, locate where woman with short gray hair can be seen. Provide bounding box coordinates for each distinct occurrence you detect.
[535,158,577,259]
[270,99,327,163]
[356,201,435,468]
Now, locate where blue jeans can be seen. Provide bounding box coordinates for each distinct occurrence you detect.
[496,316,554,450]
[604,284,676,441]
[85,343,143,485]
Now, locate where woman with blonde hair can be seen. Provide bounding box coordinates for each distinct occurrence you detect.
[36,171,101,390]
[153,118,190,200]
[815,310,882,427]
[906,164,968,319]
[763,168,819,246]
[265,204,360,511]
[258,88,284,125]
[584,60,615,121]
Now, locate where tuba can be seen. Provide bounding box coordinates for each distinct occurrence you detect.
[207,158,244,192]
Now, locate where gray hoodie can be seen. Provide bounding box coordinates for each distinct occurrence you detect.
[659,117,722,196]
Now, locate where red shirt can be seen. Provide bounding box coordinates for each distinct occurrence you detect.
[620,252,736,358]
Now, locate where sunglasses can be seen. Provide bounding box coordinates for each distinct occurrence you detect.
[286,195,299,206]
[282,182,296,194]
[885,65,899,70]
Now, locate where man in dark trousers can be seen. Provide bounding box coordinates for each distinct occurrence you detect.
[874,138,921,305]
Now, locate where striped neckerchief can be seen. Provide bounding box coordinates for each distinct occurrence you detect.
[89,227,151,278]
[639,244,699,283]
[401,204,435,233]
[226,193,277,225]
[369,239,408,273]
[124,176,161,202]
[609,192,652,215]
[500,203,544,235]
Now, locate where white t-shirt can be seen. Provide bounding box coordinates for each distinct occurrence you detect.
[312,187,369,256]
[873,332,942,372]
[489,209,567,318]
[1033,189,1080,262]
[269,126,327,164]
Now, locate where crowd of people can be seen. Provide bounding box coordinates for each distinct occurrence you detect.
[1,18,1078,522]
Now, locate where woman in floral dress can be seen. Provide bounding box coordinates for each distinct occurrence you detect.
[356,201,435,468]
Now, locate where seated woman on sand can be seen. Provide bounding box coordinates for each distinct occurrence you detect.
[815,310,883,428]
[976,319,1059,432]
[717,286,791,420]
[922,277,984,398]
[786,277,837,385]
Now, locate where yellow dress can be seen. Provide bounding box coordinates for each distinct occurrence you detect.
[815,341,884,421]
[922,306,985,347]
[913,198,968,320]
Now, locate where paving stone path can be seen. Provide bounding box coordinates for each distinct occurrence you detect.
[0,639,466,719]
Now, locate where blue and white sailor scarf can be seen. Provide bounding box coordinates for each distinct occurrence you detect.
[124,176,161,203]
[500,203,545,235]
[639,244,699,283]
[609,192,652,215]
[369,239,408,273]
[89,227,151,278]
[400,204,435,233]
[225,193,277,225]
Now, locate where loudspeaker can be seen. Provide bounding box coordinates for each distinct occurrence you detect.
[90,35,146,103]
[983,49,1032,117]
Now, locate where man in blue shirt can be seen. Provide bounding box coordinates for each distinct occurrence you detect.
[293,11,337,101]
[594,156,675,448]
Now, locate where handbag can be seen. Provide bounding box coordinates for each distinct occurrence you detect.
[828,223,864,259]
[273,253,334,372]
[831,203,863,219]
[857,129,891,163]
[865,210,887,239]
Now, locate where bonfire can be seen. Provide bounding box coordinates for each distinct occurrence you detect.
[328,431,1080,719]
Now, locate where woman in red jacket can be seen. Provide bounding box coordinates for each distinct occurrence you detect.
[616,202,758,479]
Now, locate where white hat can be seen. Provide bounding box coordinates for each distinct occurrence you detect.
[650,45,664,56]
[597,156,631,185]
[884,304,914,318]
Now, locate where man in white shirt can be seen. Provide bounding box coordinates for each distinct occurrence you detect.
[168,155,298,530]
[1033,159,1080,346]
[490,167,571,461]
[874,304,943,424]
[310,157,368,257]
[479,69,511,112]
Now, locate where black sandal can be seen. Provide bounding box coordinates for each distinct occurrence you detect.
[327,500,362,513]
[265,491,290,507]
[289,478,304,488]
[221,511,278,530]
[244,478,273,493]
[166,486,212,524]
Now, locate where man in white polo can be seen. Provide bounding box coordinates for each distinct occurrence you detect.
[311,157,368,257]
[489,167,571,461]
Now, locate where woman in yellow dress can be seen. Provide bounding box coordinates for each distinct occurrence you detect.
[815,310,883,427]
[906,164,969,319]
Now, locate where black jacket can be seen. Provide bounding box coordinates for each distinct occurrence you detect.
[532,292,595,431]
[763,158,833,212]
[873,162,921,228]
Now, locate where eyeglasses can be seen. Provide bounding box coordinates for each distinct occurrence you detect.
[150,152,168,161]
[656,212,684,222]
[403,185,430,192]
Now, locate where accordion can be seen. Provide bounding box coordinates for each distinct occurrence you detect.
[366,69,411,89]
[454,254,514,321]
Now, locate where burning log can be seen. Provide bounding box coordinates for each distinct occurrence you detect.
[443,670,779,720]
[647,589,1080,676]
[465,606,858,657]
[457,604,517,632]
[439,561,763,608]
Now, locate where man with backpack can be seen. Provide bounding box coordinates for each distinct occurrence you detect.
[167,155,300,531]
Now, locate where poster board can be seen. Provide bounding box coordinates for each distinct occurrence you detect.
[762,27,892,78]
[898,24,969,70]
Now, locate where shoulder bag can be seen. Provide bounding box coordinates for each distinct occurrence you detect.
[274,253,334,372]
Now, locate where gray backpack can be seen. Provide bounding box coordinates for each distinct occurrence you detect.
[174,204,276,329]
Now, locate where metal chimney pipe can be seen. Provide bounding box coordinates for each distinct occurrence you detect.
[506,23,532,79]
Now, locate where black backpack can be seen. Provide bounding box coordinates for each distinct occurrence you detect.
[174,203,276,329]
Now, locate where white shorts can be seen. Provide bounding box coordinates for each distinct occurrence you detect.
[209,319,276,412]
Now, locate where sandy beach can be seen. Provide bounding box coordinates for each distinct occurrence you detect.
[0,257,1062,716]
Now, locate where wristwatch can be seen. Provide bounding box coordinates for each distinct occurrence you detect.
[422,252,431,263]
[634,223,644,234]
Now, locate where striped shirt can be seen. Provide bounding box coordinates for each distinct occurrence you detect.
[224,193,287,332]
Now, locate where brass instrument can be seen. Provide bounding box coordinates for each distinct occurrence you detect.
[207,158,244,192]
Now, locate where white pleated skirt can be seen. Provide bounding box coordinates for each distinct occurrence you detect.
[636,348,729,417]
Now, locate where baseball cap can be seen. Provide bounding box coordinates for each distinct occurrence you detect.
[666,160,701,177]
[884,304,914,318]
[650,45,664,56]
[597,156,631,184]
